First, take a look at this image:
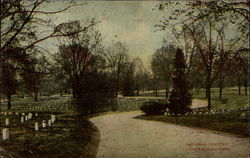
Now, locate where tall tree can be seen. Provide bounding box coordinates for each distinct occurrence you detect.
[1,65,18,109]
[105,42,129,97]
[169,48,192,115]
[20,55,48,101]
[230,51,249,95]
[121,62,135,96]
[55,20,114,115]
[151,45,175,98]
[132,57,145,96]
[0,0,83,109]
[156,0,249,110]
[1,46,36,109]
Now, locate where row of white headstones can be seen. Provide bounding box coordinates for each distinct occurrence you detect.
[0,112,56,141]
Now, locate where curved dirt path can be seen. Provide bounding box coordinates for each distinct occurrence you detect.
[90,112,249,158]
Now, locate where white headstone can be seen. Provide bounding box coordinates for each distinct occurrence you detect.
[25,115,28,121]
[51,115,56,123]
[35,122,39,131]
[42,120,46,128]
[5,118,10,126]
[8,112,12,115]
[48,120,52,126]
[15,112,19,116]
[22,113,25,116]
[21,116,24,123]
[2,128,10,140]
[4,112,7,115]
[35,113,38,117]
[28,113,32,119]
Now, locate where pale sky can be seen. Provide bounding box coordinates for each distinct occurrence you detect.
[39,1,171,68]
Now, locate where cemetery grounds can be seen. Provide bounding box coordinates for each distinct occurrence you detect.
[0,96,99,158]
[137,87,250,137]
[0,87,249,158]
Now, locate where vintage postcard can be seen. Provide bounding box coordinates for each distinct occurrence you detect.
[0,0,249,158]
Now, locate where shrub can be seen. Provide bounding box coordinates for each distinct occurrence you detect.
[140,100,167,115]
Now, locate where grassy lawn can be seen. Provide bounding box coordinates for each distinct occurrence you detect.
[117,97,165,112]
[191,88,249,111]
[1,96,73,112]
[136,87,249,137]
[136,110,249,137]
[117,87,249,112]
[138,87,249,110]
[0,97,100,158]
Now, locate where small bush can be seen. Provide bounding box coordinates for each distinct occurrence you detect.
[140,100,167,115]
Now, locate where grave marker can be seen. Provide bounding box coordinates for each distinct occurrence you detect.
[28,113,32,119]
[21,116,24,123]
[51,115,56,123]
[42,120,46,128]
[48,120,52,126]
[35,122,39,131]
[2,128,10,140]
[5,118,10,126]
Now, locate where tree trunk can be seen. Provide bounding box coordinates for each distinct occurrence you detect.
[137,89,139,96]
[34,91,38,102]
[154,88,158,97]
[206,74,211,111]
[165,87,169,98]
[7,93,11,110]
[219,75,223,101]
[207,85,211,111]
[115,65,121,98]
[219,86,222,101]
[238,83,241,95]
[72,82,77,98]
[244,79,247,95]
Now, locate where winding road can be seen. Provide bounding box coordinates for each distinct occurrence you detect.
[90,111,250,158]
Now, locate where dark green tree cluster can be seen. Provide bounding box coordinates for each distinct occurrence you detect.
[169,49,192,115]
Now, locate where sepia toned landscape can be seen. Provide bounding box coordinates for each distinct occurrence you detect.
[0,0,249,158]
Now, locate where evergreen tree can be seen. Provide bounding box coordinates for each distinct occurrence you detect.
[169,48,192,115]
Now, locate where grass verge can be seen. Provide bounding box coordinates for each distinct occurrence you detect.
[0,112,100,158]
[135,110,249,137]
